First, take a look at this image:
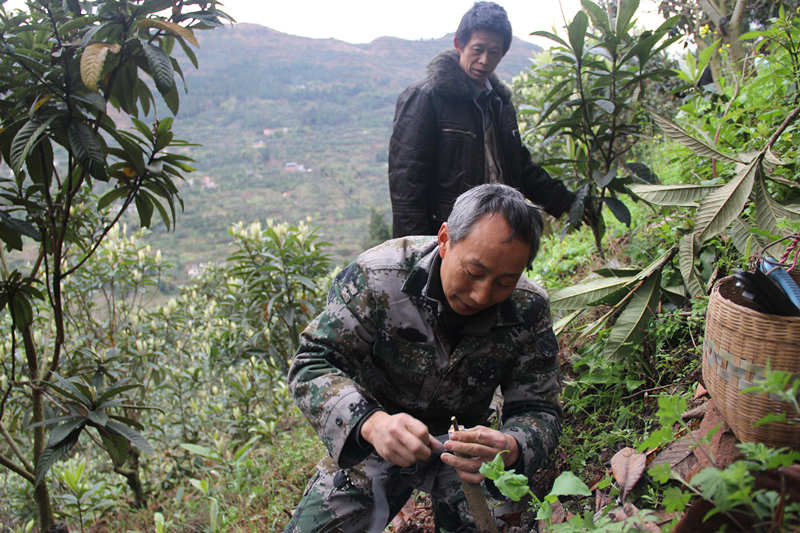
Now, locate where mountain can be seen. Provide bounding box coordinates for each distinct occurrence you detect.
[147,23,541,278]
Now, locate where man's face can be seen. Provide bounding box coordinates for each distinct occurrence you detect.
[455,30,505,84]
[438,214,530,316]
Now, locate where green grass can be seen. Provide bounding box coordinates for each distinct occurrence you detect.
[96,409,324,533]
[259,417,324,531]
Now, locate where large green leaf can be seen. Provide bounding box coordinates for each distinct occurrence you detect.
[696,156,759,243]
[10,294,33,326]
[110,59,138,115]
[138,0,176,14]
[87,409,109,427]
[553,309,583,336]
[108,414,146,431]
[106,420,154,455]
[621,19,678,66]
[625,162,659,184]
[135,193,155,228]
[56,14,95,35]
[154,116,174,151]
[98,186,132,210]
[163,83,180,115]
[537,91,575,126]
[0,119,25,168]
[550,470,592,497]
[727,217,763,258]
[142,178,179,224]
[98,426,131,467]
[0,221,24,251]
[25,136,54,186]
[48,373,92,406]
[650,112,742,164]
[67,120,107,180]
[175,30,199,68]
[568,183,590,229]
[10,115,56,175]
[35,428,81,486]
[135,77,155,117]
[697,39,721,80]
[550,275,636,310]
[594,165,617,187]
[594,267,643,277]
[144,189,172,230]
[753,174,800,238]
[635,246,677,282]
[603,196,631,226]
[615,0,639,36]
[130,117,154,141]
[95,381,140,407]
[604,274,660,358]
[628,183,720,207]
[141,41,174,95]
[47,418,85,447]
[0,211,41,241]
[567,11,589,61]
[529,30,569,49]
[589,207,606,254]
[679,234,705,297]
[180,442,221,461]
[580,0,610,33]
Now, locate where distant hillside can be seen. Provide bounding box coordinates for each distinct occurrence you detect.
[145,23,541,279]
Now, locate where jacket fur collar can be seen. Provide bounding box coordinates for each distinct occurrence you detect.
[426,49,512,103]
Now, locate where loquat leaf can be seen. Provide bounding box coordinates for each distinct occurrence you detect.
[80,43,120,92]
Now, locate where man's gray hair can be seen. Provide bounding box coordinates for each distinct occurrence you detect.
[447,184,543,267]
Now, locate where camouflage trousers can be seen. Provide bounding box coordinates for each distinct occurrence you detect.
[283,452,523,533]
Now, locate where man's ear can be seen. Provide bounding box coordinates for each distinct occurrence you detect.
[453,36,462,53]
[438,223,449,258]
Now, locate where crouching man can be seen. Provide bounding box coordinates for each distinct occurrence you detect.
[284,183,562,532]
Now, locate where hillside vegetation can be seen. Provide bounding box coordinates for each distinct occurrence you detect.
[142,23,541,278]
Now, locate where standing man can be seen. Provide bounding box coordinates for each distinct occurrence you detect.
[389,1,575,238]
[284,184,561,532]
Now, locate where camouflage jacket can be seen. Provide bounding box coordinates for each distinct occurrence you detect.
[288,236,562,480]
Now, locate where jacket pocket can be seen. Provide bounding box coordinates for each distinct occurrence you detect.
[440,127,477,139]
[372,336,435,394]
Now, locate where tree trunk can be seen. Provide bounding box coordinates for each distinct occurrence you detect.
[725,0,747,66]
[32,386,54,530]
[24,325,54,530]
[699,0,747,83]
[697,39,724,92]
[115,449,147,508]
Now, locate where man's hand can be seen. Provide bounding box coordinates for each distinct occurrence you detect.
[440,425,519,484]
[360,411,440,467]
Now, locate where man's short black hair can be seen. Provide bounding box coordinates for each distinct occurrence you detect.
[455,2,513,55]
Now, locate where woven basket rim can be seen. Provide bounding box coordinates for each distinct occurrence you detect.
[712,275,800,324]
[704,277,800,448]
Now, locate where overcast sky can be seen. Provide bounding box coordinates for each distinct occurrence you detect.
[220,1,666,46]
[4,0,666,47]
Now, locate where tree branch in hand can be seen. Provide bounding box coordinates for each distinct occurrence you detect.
[446,416,499,533]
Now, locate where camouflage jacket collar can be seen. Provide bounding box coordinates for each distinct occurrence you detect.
[400,242,524,333]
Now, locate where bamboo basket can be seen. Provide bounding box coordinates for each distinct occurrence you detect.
[703,274,800,449]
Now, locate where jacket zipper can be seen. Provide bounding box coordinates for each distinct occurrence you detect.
[441,128,477,139]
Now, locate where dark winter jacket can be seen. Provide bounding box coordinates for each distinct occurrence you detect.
[389,49,574,237]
